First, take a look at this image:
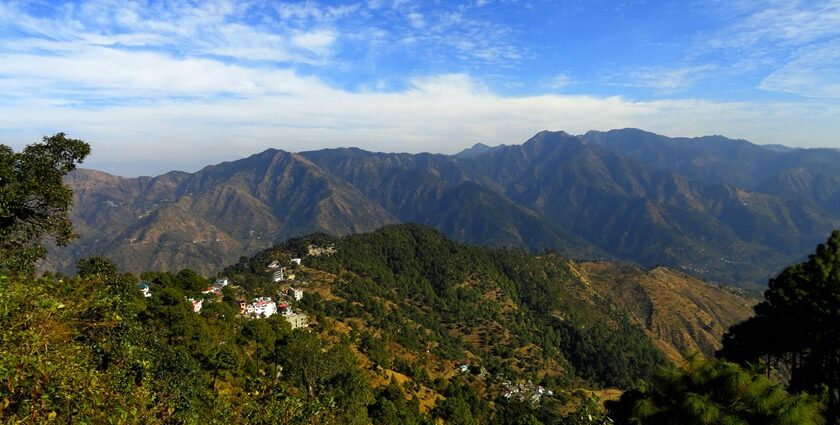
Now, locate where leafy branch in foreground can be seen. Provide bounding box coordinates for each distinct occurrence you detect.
[0,133,90,275]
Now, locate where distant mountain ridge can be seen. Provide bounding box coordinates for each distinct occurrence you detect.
[49,128,840,286]
[453,142,504,158]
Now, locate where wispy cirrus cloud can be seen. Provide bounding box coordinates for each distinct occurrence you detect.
[0,0,340,64]
[702,0,840,98]
[608,64,718,93]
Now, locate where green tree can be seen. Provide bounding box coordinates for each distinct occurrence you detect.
[607,357,824,425]
[0,133,91,275]
[719,230,840,422]
[77,256,119,279]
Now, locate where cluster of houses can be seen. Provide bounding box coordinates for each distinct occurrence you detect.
[240,296,308,329]
[136,256,314,331]
[499,380,553,404]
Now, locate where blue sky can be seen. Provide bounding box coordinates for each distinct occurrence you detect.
[1,0,839,176]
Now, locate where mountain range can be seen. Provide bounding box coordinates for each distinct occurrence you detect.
[46,128,840,287]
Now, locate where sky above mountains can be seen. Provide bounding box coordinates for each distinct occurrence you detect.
[1,0,839,176]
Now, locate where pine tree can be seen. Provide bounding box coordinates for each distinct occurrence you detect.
[719,230,840,422]
[607,357,824,424]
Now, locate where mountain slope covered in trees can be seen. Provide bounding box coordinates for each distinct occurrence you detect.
[225,225,755,388]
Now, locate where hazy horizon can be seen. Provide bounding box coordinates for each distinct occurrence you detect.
[2,0,840,175]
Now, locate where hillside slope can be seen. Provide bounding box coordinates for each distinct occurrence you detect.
[221,225,755,397]
[572,261,756,365]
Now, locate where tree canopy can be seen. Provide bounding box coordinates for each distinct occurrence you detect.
[0,133,90,275]
[607,357,824,425]
[719,230,840,422]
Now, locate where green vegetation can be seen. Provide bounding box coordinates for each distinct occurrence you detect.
[719,230,840,423]
[253,225,666,389]
[0,268,379,423]
[0,133,90,275]
[4,133,837,423]
[607,357,824,425]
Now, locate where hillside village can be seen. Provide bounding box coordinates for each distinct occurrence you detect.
[136,243,339,330]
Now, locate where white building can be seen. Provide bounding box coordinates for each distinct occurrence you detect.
[288,287,303,301]
[267,260,281,269]
[215,277,230,286]
[187,298,203,313]
[245,297,277,318]
[138,282,152,298]
[291,258,302,266]
[272,268,285,282]
[202,284,224,295]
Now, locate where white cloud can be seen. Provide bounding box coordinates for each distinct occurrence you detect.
[290,30,337,55]
[407,12,425,28]
[709,0,840,50]
[759,43,840,98]
[548,73,572,90]
[0,0,340,64]
[2,70,838,176]
[702,0,840,97]
[611,65,717,92]
[0,47,329,97]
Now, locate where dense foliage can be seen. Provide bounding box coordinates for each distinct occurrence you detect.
[262,225,665,389]
[719,230,840,423]
[0,266,380,423]
[0,133,90,275]
[607,357,824,425]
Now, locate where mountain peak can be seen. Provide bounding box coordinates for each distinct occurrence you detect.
[453,142,497,158]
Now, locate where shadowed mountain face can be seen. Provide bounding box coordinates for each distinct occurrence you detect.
[50,129,840,285]
[45,150,397,274]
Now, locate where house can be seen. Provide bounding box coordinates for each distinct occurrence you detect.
[291,258,302,266]
[244,297,277,318]
[277,302,292,315]
[272,267,285,282]
[284,312,308,329]
[202,284,224,295]
[288,287,303,301]
[187,298,202,313]
[267,260,281,269]
[215,277,230,287]
[137,282,152,298]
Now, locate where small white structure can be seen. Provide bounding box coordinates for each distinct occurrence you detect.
[187,298,203,313]
[291,258,302,266]
[272,267,285,282]
[215,277,230,286]
[138,282,152,298]
[202,284,224,295]
[267,260,281,269]
[245,297,277,318]
[288,287,303,301]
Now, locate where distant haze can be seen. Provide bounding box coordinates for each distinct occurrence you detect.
[2,1,840,176]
